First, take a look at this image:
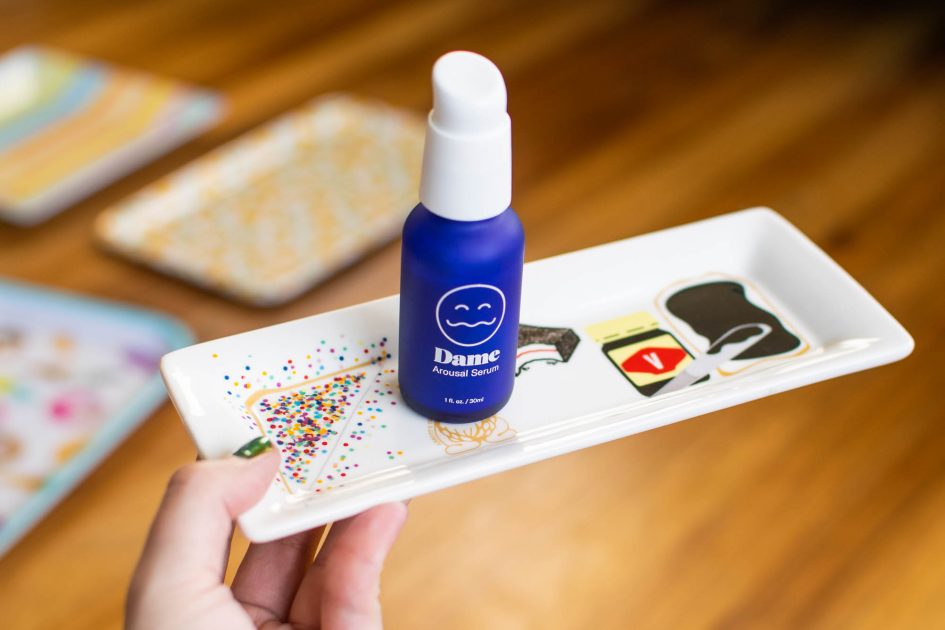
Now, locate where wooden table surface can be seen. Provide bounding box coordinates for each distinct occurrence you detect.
[2,0,944,628]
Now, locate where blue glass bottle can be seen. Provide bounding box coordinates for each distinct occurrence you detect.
[398,51,524,422]
[399,203,524,422]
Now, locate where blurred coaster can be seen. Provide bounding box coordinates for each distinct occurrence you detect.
[0,46,221,225]
[96,94,425,306]
[0,279,192,557]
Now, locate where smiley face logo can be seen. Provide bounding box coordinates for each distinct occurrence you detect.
[436,284,506,347]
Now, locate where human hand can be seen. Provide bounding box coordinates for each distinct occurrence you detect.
[127,440,408,630]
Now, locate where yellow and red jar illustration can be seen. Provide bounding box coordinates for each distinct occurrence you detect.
[587,311,704,397]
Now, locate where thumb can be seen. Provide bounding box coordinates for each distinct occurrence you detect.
[131,443,280,593]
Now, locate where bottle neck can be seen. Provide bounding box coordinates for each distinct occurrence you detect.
[418,111,512,222]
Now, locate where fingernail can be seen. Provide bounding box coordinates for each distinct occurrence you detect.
[233,436,273,458]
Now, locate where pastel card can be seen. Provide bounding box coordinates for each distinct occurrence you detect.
[0,280,192,557]
[0,46,221,225]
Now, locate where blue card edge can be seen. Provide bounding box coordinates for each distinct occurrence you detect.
[0,278,194,559]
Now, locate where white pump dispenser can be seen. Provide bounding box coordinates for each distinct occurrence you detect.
[419,51,512,222]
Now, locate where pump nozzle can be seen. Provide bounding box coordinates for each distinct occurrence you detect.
[420,51,512,222]
[431,52,507,135]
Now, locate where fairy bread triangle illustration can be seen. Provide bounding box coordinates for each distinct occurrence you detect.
[244,361,382,493]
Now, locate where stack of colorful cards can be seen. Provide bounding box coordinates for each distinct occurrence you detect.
[0,46,221,225]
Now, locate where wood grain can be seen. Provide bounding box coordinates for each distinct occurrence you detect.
[1,0,943,628]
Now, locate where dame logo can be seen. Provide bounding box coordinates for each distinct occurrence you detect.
[435,284,506,347]
[434,347,501,366]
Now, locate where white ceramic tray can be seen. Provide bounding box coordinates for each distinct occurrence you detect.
[161,208,913,542]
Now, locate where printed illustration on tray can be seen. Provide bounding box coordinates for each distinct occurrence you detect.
[424,322,580,454]
[516,324,580,376]
[225,323,584,483]
[428,415,516,455]
[222,275,805,494]
[587,274,808,396]
[660,277,808,375]
[423,321,578,454]
[219,336,400,495]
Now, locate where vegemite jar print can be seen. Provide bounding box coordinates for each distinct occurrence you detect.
[586,312,706,397]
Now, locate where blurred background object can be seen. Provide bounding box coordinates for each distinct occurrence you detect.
[0,46,220,225]
[96,94,423,306]
[0,279,190,558]
[1,0,944,628]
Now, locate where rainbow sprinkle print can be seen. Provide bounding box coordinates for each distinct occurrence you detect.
[215,336,401,494]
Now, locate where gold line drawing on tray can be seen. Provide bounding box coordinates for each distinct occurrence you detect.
[655,273,809,376]
[428,415,517,455]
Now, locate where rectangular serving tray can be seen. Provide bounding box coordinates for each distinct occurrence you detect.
[161,208,913,542]
[0,280,193,557]
[0,46,221,226]
[96,94,423,305]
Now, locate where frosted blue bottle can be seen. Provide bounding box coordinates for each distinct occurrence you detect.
[399,51,524,423]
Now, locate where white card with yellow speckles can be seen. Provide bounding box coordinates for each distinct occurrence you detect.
[161,208,913,542]
[96,94,424,306]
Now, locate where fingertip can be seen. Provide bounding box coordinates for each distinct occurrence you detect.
[233,435,275,458]
[357,502,409,549]
[239,445,281,473]
[134,448,283,591]
[224,449,282,512]
[385,500,409,524]
[165,450,281,519]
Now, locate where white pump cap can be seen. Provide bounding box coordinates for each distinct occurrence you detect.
[419,51,511,221]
